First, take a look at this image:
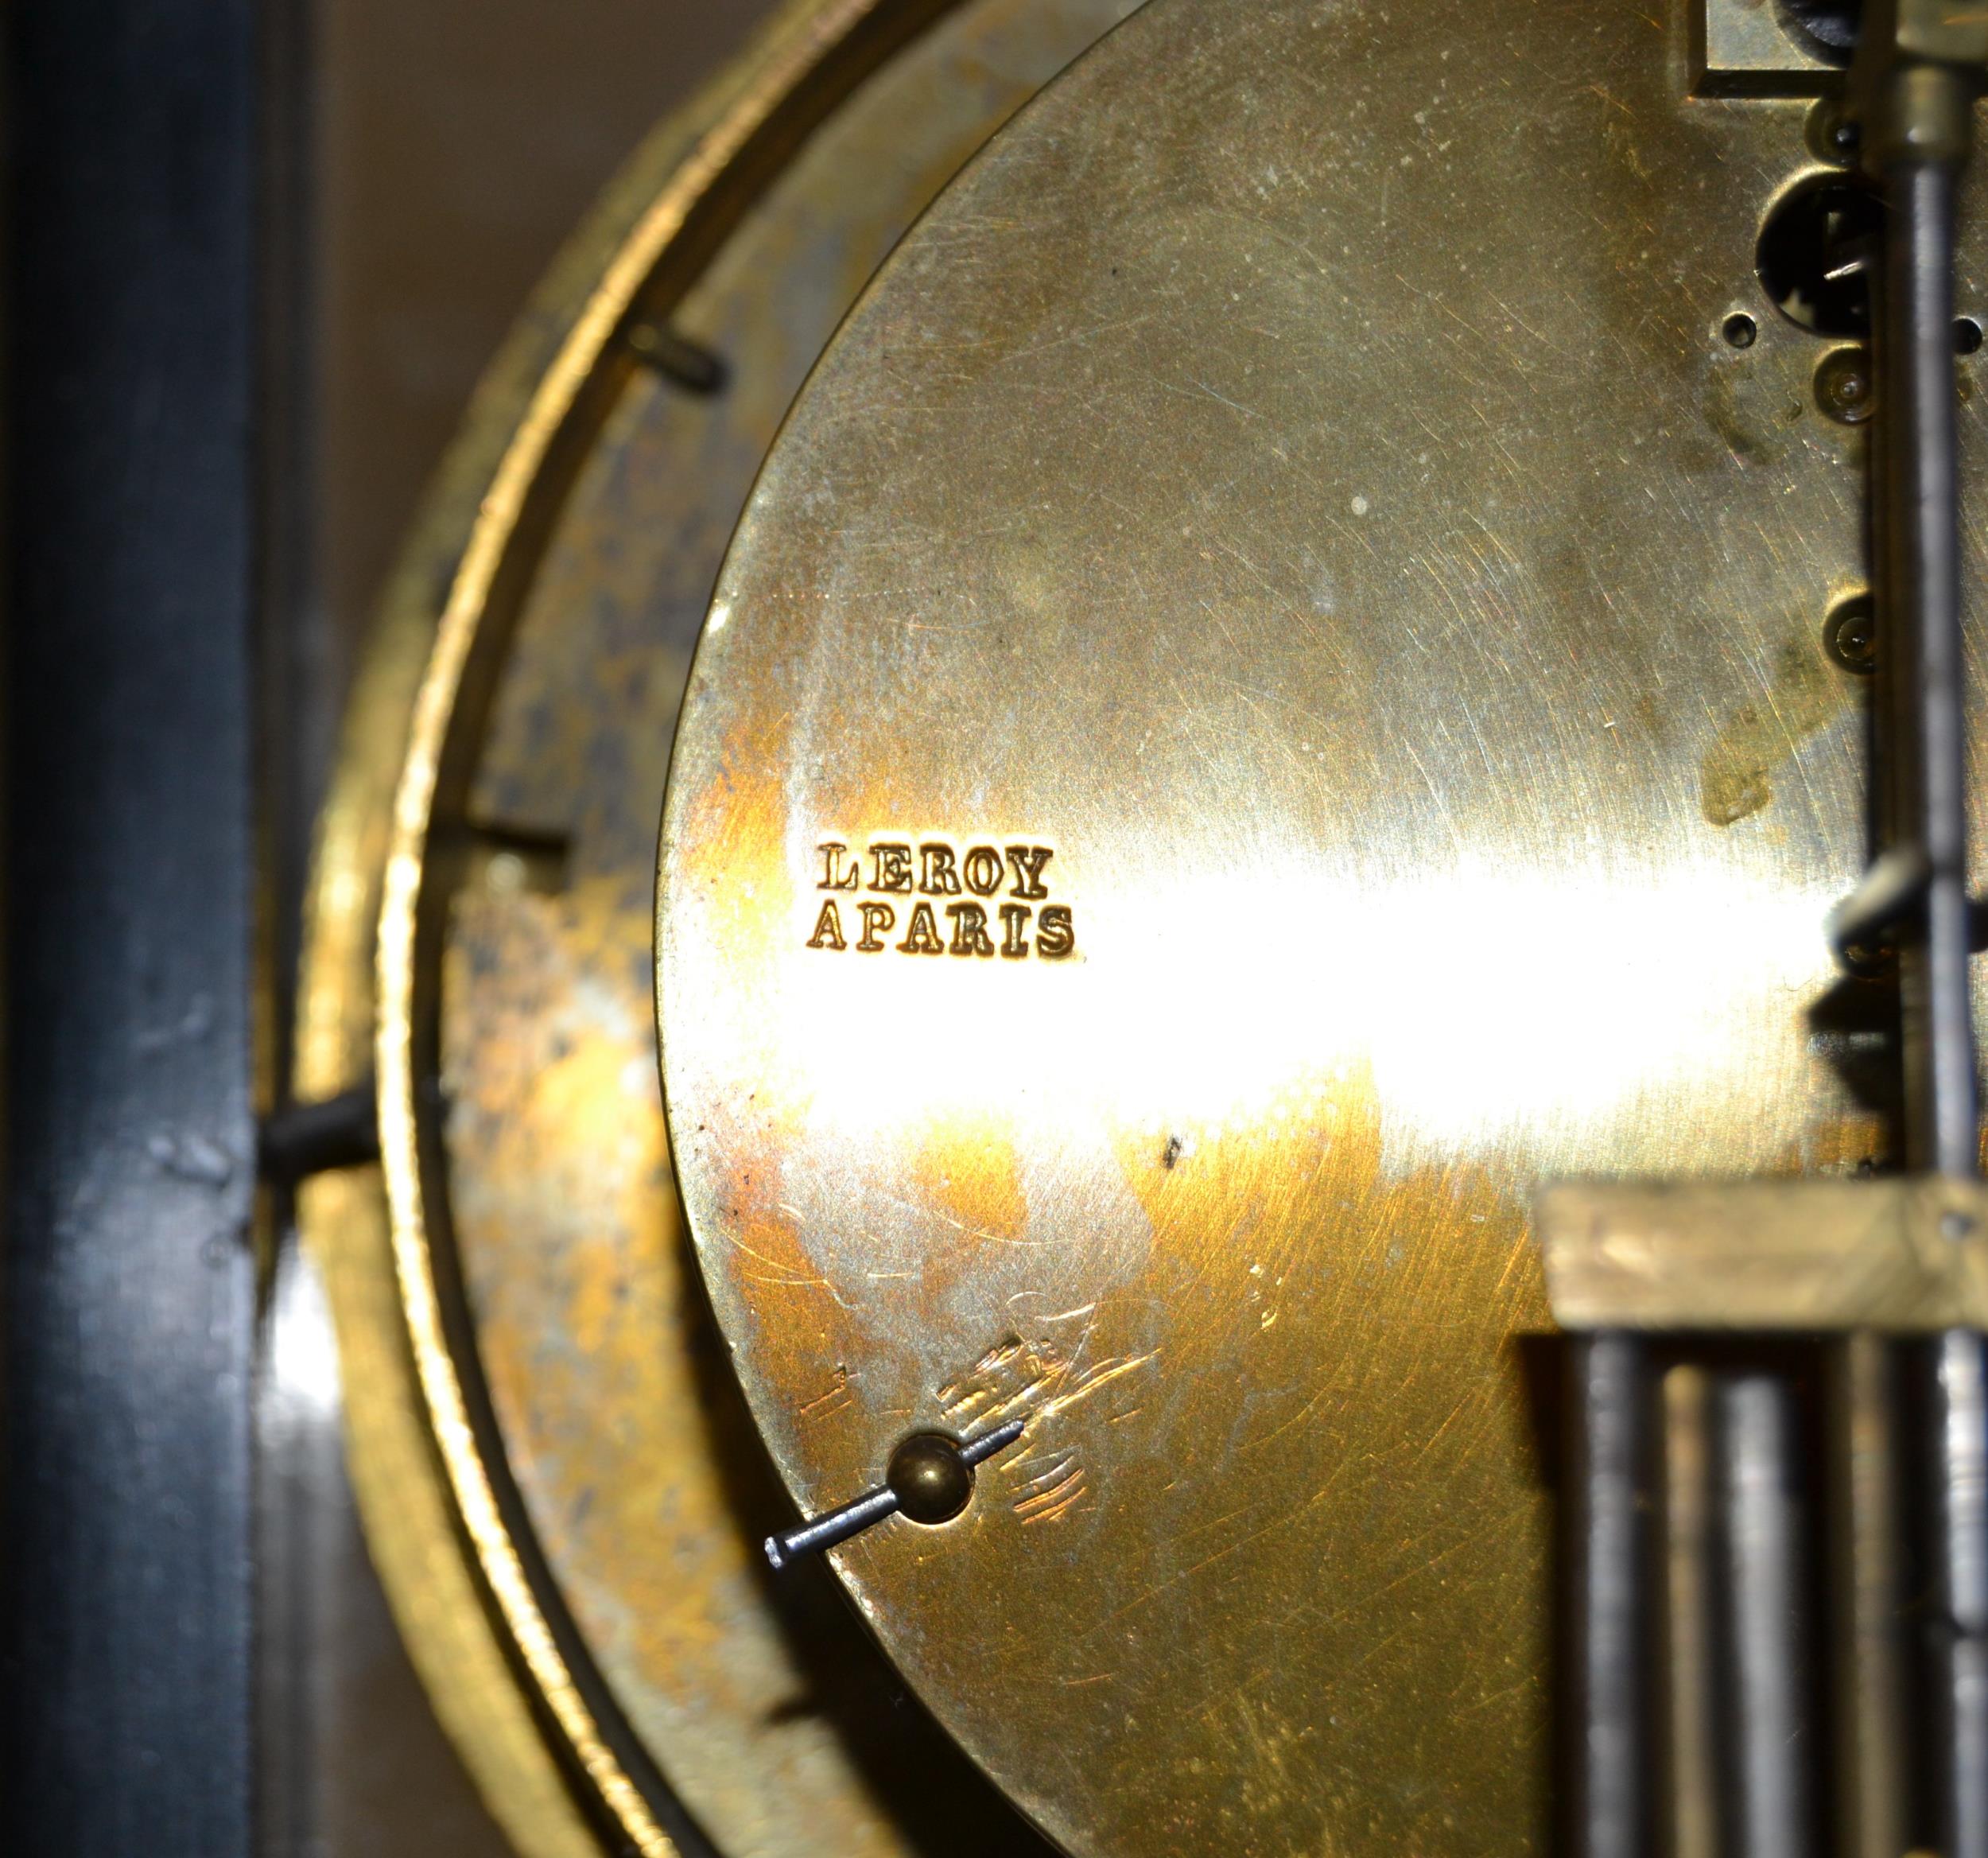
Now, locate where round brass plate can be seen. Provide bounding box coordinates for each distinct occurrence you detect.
[298,1,1133,1854]
[658,2,1988,1856]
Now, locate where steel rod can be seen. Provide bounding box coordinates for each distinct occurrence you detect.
[1660,1366,1718,1858]
[1928,1330,1988,1858]
[1829,1332,1909,1858]
[1566,1333,1650,1858]
[1711,1373,1813,1858]
[1872,94,1988,1858]
[1878,154,1979,1179]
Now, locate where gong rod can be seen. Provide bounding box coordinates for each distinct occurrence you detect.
[1875,142,1978,1180]
[1866,51,1988,1858]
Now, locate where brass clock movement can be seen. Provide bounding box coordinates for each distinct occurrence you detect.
[297,1,1988,1855]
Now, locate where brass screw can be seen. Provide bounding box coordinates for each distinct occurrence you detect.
[1826,596,1877,674]
[1815,347,1874,424]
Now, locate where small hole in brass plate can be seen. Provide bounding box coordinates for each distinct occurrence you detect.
[1958,317,1983,357]
[1722,311,1758,350]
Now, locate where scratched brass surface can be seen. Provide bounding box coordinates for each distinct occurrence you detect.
[305,0,1132,1854]
[658,2,1988,1853]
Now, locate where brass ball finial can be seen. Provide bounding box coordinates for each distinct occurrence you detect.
[886,1433,976,1526]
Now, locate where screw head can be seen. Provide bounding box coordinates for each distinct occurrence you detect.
[1825,595,1877,674]
[887,1432,975,1525]
[1815,347,1873,424]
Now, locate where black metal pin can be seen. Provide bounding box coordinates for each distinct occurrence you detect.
[763,1419,1025,1570]
[624,317,728,395]
[257,1077,381,1184]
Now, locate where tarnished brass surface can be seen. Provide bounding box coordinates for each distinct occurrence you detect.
[1539,1179,1988,1330]
[302,0,1129,1853]
[658,1,1988,1853]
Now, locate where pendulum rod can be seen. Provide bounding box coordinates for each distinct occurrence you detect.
[1854,17,1988,1856]
[1873,122,1977,1182]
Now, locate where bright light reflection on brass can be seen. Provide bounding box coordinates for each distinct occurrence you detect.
[762,855,1841,1165]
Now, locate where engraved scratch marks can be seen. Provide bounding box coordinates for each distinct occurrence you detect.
[724,1224,832,1294]
[938,1335,1031,1433]
[1037,1351,1155,1421]
[798,1365,854,1424]
[1015,1452,1086,1526]
[937,1330,1157,1525]
[938,1331,1157,1428]
[944,1332,1025,1394]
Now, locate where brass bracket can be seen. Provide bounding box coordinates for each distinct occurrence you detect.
[1695,0,1842,96]
[1536,1176,1988,1332]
